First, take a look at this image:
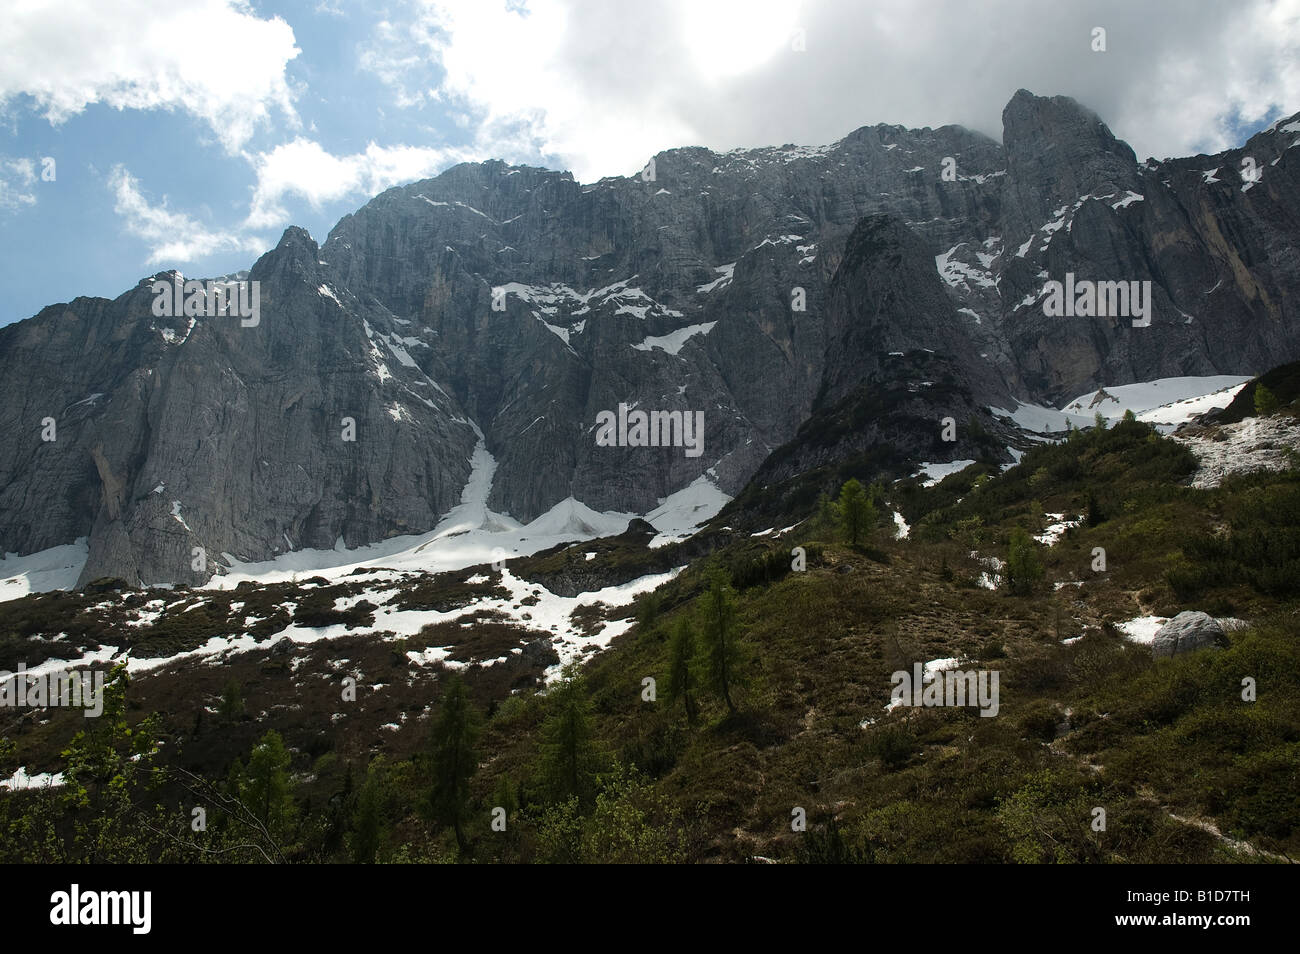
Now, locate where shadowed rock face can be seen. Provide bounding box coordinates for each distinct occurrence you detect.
[2,90,1299,585]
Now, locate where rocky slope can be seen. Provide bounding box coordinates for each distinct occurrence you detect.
[2,89,1299,585]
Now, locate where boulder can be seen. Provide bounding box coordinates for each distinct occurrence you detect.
[1151,611,1228,658]
[84,577,129,593]
[619,518,658,539]
[520,638,560,670]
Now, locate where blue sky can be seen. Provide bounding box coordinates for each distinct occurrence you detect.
[0,0,563,325]
[2,0,1297,327]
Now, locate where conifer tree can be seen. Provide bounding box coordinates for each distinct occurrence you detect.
[1255,383,1280,416]
[665,615,698,724]
[240,729,297,844]
[349,757,390,863]
[838,478,876,546]
[538,666,599,805]
[218,679,244,722]
[698,569,744,714]
[427,672,480,853]
[1005,527,1045,595]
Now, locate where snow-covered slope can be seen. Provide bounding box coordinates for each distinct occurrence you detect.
[1062,376,1252,429]
[207,440,726,591]
[0,538,89,604]
[0,434,728,603]
[993,375,1253,434]
[646,475,733,547]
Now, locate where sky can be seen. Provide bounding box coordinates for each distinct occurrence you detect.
[1,0,1298,327]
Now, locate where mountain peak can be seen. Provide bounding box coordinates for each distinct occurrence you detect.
[275,225,318,254]
[1002,90,1135,163]
[1000,89,1140,239]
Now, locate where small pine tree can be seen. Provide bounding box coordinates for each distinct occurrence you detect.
[635,588,662,629]
[815,491,839,538]
[1085,492,1106,527]
[240,729,297,844]
[665,616,698,724]
[217,679,244,722]
[698,569,744,714]
[1005,528,1044,596]
[537,666,599,805]
[1093,411,1108,431]
[838,478,876,546]
[1254,383,1280,416]
[427,673,480,852]
[867,480,887,511]
[349,757,390,863]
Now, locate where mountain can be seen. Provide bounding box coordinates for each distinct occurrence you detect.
[3,89,1299,587]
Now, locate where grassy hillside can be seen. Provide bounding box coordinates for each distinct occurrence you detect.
[3,416,1298,863]
[460,416,1300,862]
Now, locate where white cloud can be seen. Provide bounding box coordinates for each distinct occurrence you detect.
[1117,0,1300,158]
[243,138,474,229]
[25,0,1300,288]
[359,0,703,179]
[0,0,301,153]
[0,158,38,210]
[681,0,802,80]
[109,165,267,263]
[359,0,1300,181]
[106,136,475,260]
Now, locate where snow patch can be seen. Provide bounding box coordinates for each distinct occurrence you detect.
[631,322,717,355]
[917,460,975,487]
[1061,376,1252,430]
[1034,513,1080,546]
[0,539,91,603]
[1,767,66,791]
[697,264,735,294]
[646,475,731,548]
[1117,616,1167,646]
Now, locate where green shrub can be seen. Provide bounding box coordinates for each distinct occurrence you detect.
[867,723,917,770]
[1005,528,1044,595]
[1017,700,1060,742]
[1255,383,1280,416]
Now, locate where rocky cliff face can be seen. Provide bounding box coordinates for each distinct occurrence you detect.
[0,229,478,585]
[2,89,1299,584]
